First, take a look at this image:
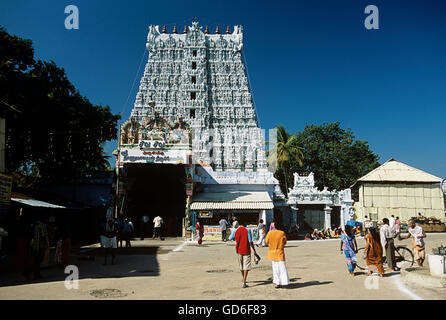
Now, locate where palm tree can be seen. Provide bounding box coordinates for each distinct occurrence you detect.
[267,125,304,197]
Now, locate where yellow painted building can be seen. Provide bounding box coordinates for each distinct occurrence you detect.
[352,159,445,222]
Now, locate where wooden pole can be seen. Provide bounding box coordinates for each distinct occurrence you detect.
[115,124,121,220]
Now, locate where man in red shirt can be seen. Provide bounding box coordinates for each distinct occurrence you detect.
[229,221,258,288]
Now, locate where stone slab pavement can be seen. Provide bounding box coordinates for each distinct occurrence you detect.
[0,233,445,300]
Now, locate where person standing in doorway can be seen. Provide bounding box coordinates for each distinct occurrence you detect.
[219,217,228,242]
[256,219,266,247]
[153,215,163,240]
[229,221,258,288]
[265,222,289,288]
[340,225,358,276]
[399,219,426,266]
[380,218,398,272]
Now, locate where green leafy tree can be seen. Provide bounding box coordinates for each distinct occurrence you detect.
[0,27,120,188]
[291,122,380,191]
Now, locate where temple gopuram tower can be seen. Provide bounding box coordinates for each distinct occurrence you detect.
[130,21,267,172]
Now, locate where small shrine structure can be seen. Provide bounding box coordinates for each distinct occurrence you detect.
[287,172,354,231]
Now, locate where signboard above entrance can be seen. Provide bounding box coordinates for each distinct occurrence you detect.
[120,147,189,164]
[118,111,192,164]
[198,211,213,218]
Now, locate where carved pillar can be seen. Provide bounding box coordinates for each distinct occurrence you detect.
[290,204,299,228]
[340,205,346,229]
[324,205,332,230]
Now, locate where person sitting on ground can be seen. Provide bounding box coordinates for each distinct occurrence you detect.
[318,230,326,240]
[312,229,319,240]
[325,228,332,239]
[304,233,312,240]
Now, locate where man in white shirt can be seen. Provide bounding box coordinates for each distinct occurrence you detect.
[380,218,398,272]
[389,215,396,231]
[399,219,426,266]
[153,216,163,240]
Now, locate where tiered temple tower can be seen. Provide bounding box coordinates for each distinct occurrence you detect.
[130,22,267,172]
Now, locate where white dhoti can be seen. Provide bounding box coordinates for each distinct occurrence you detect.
[257,230,266,246]
[272,261,289,285]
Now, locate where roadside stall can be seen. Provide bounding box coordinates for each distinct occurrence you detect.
[190,191,274,241]
[411,216,446,232]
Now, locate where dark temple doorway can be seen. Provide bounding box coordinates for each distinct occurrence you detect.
[125,163,186,237]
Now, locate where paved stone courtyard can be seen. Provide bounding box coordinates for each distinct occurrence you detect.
[0,233,445,300]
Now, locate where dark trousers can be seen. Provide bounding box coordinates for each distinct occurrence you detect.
[153,227,161,238]
[385,238,396,270]
[221,230,227,241]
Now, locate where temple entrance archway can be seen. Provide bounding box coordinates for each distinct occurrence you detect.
[124,163,186,237]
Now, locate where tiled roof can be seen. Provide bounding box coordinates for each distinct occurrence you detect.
[354,158,443,185]
[191,191,273,210]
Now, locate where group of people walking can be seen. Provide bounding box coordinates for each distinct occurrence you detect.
[339,216,426,277]
[228,220,289,289]
[194,217,289,288]
[200,214,428,288]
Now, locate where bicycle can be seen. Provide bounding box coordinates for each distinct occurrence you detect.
[355,245,414,270]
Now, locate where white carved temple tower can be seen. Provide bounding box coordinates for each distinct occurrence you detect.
[120,21,284,239]
[130,22,267,172]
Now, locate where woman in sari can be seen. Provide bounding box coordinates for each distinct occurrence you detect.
[196,221,204,245]
[363,227,384,277]
[340,225,358,276]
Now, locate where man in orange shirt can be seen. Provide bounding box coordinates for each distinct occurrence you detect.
[265,222,289,288]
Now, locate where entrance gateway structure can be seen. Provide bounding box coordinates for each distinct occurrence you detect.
[287,173,355,232]
[116,22,281,239]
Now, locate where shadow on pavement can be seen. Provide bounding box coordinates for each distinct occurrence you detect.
[285,280,334,289]
[0,244,164,288]
[249,277,333,289]
[250,277,302,288]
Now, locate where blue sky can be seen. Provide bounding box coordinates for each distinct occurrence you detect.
[1,0,445,178]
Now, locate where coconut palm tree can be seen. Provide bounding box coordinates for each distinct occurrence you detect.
[267,125,304,197]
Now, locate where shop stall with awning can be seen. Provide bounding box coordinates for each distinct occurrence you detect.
[190,191,274,241]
